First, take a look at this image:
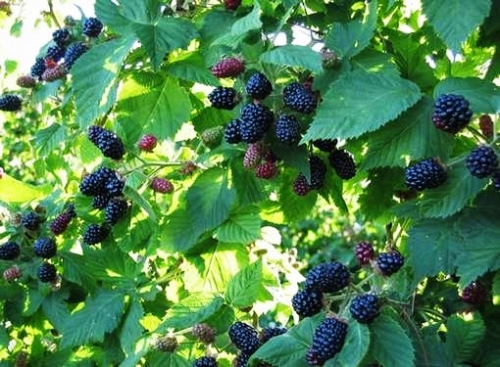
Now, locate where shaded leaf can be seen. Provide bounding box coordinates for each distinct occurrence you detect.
[260,45,322,73]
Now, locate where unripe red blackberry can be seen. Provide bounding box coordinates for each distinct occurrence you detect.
[3,265,22,282]
[42,65,67,82]
[192,323,216,344]
[292,173,310,196]
[16,75,37,88]
[211,57,245,78]
[138,134,158,152]
[155,335,178,352]
[355,241,375,265]
[461,281,487,305]
[255,161,277,179]
[151,177,174,194]
[179,161,197,175]
[224,0,242,10]
[243,142,264,169]
[479,114,494,138]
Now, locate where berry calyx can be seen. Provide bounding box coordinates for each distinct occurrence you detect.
[432,93,473,134]
[375,249,404,276]
[355,241,375,266]
[305,261,350,293]
[138,134,158,152]
[349,294,381,323]
[228,321,261,355]
[404,157,447,191]
[211,57,245,78]
[151,177,174,194]
[465,145,498,178]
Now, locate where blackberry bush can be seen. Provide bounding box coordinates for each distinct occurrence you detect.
[282,82,316,114]
[275,114,301,145]
[291,288,323,318]
[375,250,404,276]
[404,157,447,191]
[83,17,104,37]
[306,317,348,366]
[246,72,273,100]
[465,145,498,178]
[305,261,350,293]
[328,149,356,180]
[38,262,57,283]
[228,321,261,355]
[211,57,245,78]
[255,161,277,179]
[0,94,22,112]
[33,237,57,258]
[432,93,473,134]
[0,241,20,260]
[208,87,240,110]
[192,356,218,367]
[349,294,381,323]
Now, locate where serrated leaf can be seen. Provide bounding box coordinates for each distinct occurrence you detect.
[434,77,500,114]
[0,173,52,204]
[369,314,415,367]
[362,97,455,170]
[325,0,377,59]
[123,186,157,222]
[303,69,422,141]
[73,37,135,128]
[117,73,191,140]
[167,53,219,86]
[446,313,486,362]
[192,107,234,133]
[95,0,130,32]
[212,3,262,47]
[216,205,261,244]
[260,45,322,73]
[332,322,370,367]
[61,289,125,349]
[33,123,66,155]
[317,168,348,213]
[119,298,144,355]
[358,168,401,221]
[162,207,201,253]
[422,0,491,52]
[225,261,263,308]
[279,178,318,222]
[42,292,71,332]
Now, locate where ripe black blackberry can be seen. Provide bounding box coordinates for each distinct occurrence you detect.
[50,211,74,235]
[328,149,356,180]
[83,223,110,245]
[33,237,57,258]
[46,45,66,62]
[355,241,374,266]
[105,198,129,225]
[92,194,111,210]
[239,103,273,143]
[306,317,348,366]
[22,211,43,231]
[313,139,337,152]
[64,42,88,70]
[208,87,240,110]
[228,321,261,355]
[376,250,404,276]
[305,261,350,293]
[105,175,125,197]
[404,157,447,191]
[192,323,216,344]
[491,169,500,190]
[465,145,498,178]
[30,57,46,79]
[52,28,71,46]
[349,294,380,323]
[234,353,250,367]
[292,173,310,196]
[461,281,487,305]
[0,94,22,112]
[292,288,323,318]
[224,119,242,144]
[283,82,316,114]
[0,241,20,260]
[80,167,114,196]
[309,155,327,190]
[275,115,301,145]
[432,93,473,134]
[193,356,218,367]
[83,17,104,37]
[38,262,57,283]
[246,72,273,100]
[87,125,126,160]
[260,326,287,343]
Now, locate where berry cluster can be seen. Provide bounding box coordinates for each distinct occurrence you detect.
[243,142,278,179]
[88,125,126,160]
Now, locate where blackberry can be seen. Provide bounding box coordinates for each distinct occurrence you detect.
[283,82,316,114]
[155,335,178,352]
[305,261,350,293]
[0,94,22,112]
[3,265,22,282]
[465,145,498,178]
[313,139,337,152]
[349,294,380,323]
[192,323,216,344]
[38,262,57,283]
[292,174,310,196]
[33,237,57,258]
[64,42,88,70]
[255,161,277,179]
[479,114,494,138]
[309,155,327,190]
[83,17,104,37]
[30,57,46,79]
[260,326,287,343]
[0,241,20,260]
[211,57,245,78]
[105,198,129,225]
[355,241,374,266]
[193,356,218,367]
[90,194,109,210]
[234,353,250,367]
[46,45,66,62]
[306,317,348,366]
[246,72,273,100]
[138,134,158,152]
[224,119,242,144]
[22,211,43,231]
[375,250,404,276]
[239,103,273,143]
[292,288,323,318]
[52,28,71,46]
[83,223,110,245]
[87,125,126,160]
[461,281,487,305]
[80,168,111,196]
[275,115,301,145]
[404,157,447,191]
[42,64,67,82]
[432,93,473,134]
[228,321,261,355]
[201,127,223,148]
[328,149,356,180]
[243,142,264,169]
[208,87,240,110]
[491,169,500,190]
[16,75,37,88]
[49,210,74,235]
[224,0,242,10]
[104,174,125,197]
[151,177,174,194]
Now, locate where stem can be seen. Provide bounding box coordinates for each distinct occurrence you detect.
[399,304,431,367]
[47,0,62,29]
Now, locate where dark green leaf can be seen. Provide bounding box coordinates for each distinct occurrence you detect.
[446,313,486,361]
[333,322,370,366]
[119,299,144,355]
[260,45,322,73]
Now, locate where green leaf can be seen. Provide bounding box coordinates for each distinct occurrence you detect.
[33,123,66,155]
[216,205,261,244]
[42,292,71,332]
[260,45,322,73]
[325,0,377,59]
[422,0,491,51]
[225,261,263,308]
[303,69,422,141]
[123,186,157,223]
[212,3,262,47]
[0,173,52,204]
[446,313,486,362]
[162,207,201,253]
[61,289,125,349]
[493,272,500,306]
[369,314,415,367]
[73,37,135,128]
[95,0,131,32]
[358,168,401,221]
[279,176,318,222]
[333,322,370,367]
[434,77,500,114]
[362,97,455,170]
[119,298,144,355]
[117,73,191,139]
[167,53,219,86]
